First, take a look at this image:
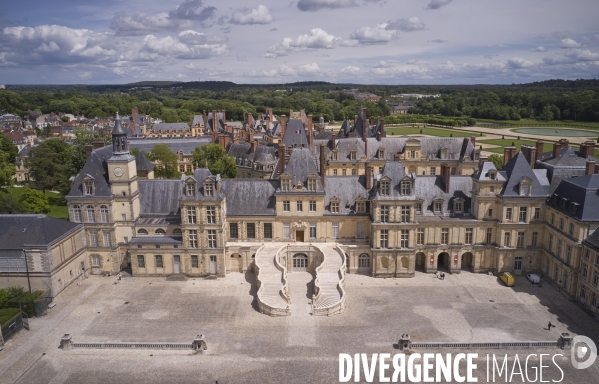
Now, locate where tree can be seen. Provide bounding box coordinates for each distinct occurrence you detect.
[191,144,238,178]
[25,139,72,194]
[19,187,50,213]
[488,154,504,170]
[0,133,18,163]
[68,127,110,177]
[0,192,24,213]
[150,144,180,179]
[0,150,16,189]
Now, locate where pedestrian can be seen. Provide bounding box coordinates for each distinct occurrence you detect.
[548,322,553,330]
[441,273,445,280]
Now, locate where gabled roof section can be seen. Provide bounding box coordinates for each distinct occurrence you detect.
[138,180,182,216]
[67,146,113,197]
[473,162,506,181]
[0,214,81,249]
[324,176,369,214]
[415,176,473,215]
[135,151,154,172]
[191,115,204,127]
[282,119,308,147]
[153,123,190,133]
[583,227,599,252]
[283,147,321,187]
[549,174,599,221]
[221,179,277,216]
[499,152,549,197]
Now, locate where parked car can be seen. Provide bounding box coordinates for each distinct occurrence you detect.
[527,273,541,284]
[499,272,515,287]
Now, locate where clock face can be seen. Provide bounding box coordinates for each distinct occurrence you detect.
[114,167,123,177]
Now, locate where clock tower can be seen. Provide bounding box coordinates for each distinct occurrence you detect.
[107,112,140,241]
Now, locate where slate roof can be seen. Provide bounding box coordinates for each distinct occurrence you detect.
[0,215,81,249]
[583,228,599,252]
[499,152,549,197]
[135,151,154,171]
[548,174,599,221]
[536,146,598,193]
[152,123,190,133]
[221,179,278,216]
[227,143,278,166]
[67,146,113,197]
[473,162,507,181]
[129,137,210,156]
[191,115,204,127]
[282,119,308,147]
[283,147,322,188]
[415,176,473,215]
[324,176,369,214]
[112,113,127,136]
[138,180,182,216]
[128,236,182,244]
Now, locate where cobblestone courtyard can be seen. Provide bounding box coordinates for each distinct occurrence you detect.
[1,271,598,383]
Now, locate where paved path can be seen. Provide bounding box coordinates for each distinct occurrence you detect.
[286,272,315,346]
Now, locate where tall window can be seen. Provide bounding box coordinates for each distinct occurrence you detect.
[519,207,527,223]
[155,255,163,268]
[359,254,370,268]
[532,232,538,247]
[415,203,422,214]
[430,167,436,176]
[400,230,409,248]
[342,169,347,176]
[559,218,564,231]
[465,228,473,245]
[380,181,390,196]
[486,228,492,244]
[357,222,365,239]
[410,150,415,159]
[594,271,599,288]
[380,206,390,223]
[283,201,290,212]
[504,232,511,247]
[191,255,199,268]
[356,201,366,213]
[281,178,291,191]
[72,205,81,222]
[137,255,145,268]
[401,206,410,223]
[330,201,340,213]
[204,183,213,196]
[332,223,339,239]
[534,208,540,220]
[505,207,512,221]
[310,224,316,239]
[89,231,98,247]
[84,181,93,195]
[441,228,449,245]
[187,206,196,224]
[208,230,217,248]
[206,206,216,224]
[417,228,425,245]
[488,208,493,218]
[350,151,356,160]
[454,201,463,213]
[566,246,572,264]
[550,213,555,225]
[308,178,317,191]
[229,223,238,239]
[584,248,590,260]
[557,240,562,257]
[189,230,198,248]
[569,223,574,237]
[283,224,290,239]
[583,264,588,278]
[309,201,316,212]
[517,232,525,248]
[380,230,388,248]
[186,183,195,197]
[296,201,303,212]
[548,235,553,251]
[86,205,95,223]
[246,223,255,239]
[91,254,100,267]
[102,231,111,247]
[434,201,443,214]
[401,181,411,195]
[264,223,273,239]
[520,183,530,196]
[100,205,109,223]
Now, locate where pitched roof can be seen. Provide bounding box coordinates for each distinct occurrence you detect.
[415,176,473,215]
[135,151,154,171]
[324,176,369,214]
[67,146,113,197]
[499,152,549,197]
[0,215,81,249]
[283,147,321,187]
[129,137,210,156]
[583,228,599,252]
[548,174,599,221]
[473,161,506,181]
[138,180,183,216]
[221,179,278,216]
[152,123,190,133]
[282,119,308,147]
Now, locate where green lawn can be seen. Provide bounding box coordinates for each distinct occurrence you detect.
[479,138,599,157]
[386,126,480,138]
[476,118,599,130]
[0,308,20,325]
[5,187,69,220]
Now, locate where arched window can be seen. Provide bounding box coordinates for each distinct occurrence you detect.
[137,228,148,235]
[155,229,166,235]
[292,253,308,270]
[172,228,182,236]
[359,253,370,268]
[100,205,109,223]
[86,205,95,223]
[72,205,81,222]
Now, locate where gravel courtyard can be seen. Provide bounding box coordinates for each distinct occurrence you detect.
[0,270,597,383]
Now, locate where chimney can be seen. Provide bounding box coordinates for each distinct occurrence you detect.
[222,110,226,123]
[580,140,596,159]
[479,155,488,168]
[585,160,596,175]
[559,138,569,149]
[369,116,374,125]
[220,134,230,150]
[203,110,207,129]
[348,132,354,138]
[269,109,273,124]
[366,166,373,190]
[319,143,326,188]
[248,113,253,127]
[233,135,239,144]
[354,114,358,126]
[280,115,286,137]
[380,117,385,137]
[535,140,544,164]
[85,144,93,159]
[131,107,138,133]
[331,133,336,150]
[552,142,561,159]
[251,139,258,153]
[93,141,104,151]
[308,115,313,148]
[470,136,476,147]
[520,145,536,168]
[441,163,451,193]
[278,143,285,176]
[595,163,599,174]
[377,132,382,141]
[394,153,401,162]
[211,132,218,143]
[362,108,367,142]
[503,146,516,165]
[212,110,217,131]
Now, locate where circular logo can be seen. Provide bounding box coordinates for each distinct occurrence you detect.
[571,335,597,369]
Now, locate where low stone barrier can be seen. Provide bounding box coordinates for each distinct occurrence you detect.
[398,333,572,351]
[60,334,207,353]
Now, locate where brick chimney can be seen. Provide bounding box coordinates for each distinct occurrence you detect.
[348,132,354,138]
[278,143,286,176]
[280,115,286,137]
[269,108,273,124]
[85,144,93,159]
[552,142,561,159]
[366,166,373,190]
[441,163,451,193]
[131,107,138,133]
[212,110,217,131]
[503,146,516,165]
[331,133,336,150]
[222,110,226,123]
[580,140,596,159]
[362,108,367,142]
[369,116,374,125]
[250,139,258,153]
[479,155,488,168]
[93,141,104,151]
[319,143,326,188]
[379,117,385,137]
[233,135,239,144]
[585,160,596,175]
[211,131,218,143]
[248,113,253,127]
[307,114,313,148]
[220,134,230,150]
[470,136,476,147]
[559,138,569,149]
[203,110,207,128]
[377,132,382,141]
[520,145,537,168]
[354,114,358,126]
[535,140,544,164]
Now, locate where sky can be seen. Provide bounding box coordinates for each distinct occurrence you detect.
[0,0,598,85]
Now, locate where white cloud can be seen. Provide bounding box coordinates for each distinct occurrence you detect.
[297,0,357,12]
[385,17,426,32]
[297,62,321,75]
[425,0,453,10]
[530,46,546,52]
[565,49,599,61]
[344,24,398,46]
[141,34,228,60]
[177,73,187,79]
[429,39,448,43]
[340,65,361,74]
[560,38,581,49]
[229,5,274,25]
[169,0,216,22]
[507,57,532,68]
[184,63,195,70]
[178,30,228,45]
[266,28,339,57]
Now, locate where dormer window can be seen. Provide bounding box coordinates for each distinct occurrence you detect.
[204,182,213,197]
[488,171,496,180]
[400,180,411,195]
[380,181,390,196]
[356,200,366,213]
[440,148,448,160]
[434,199,443,214]
[454,198,464,213]
[332,151,338,161]
[84,181,93,195]
[350,150,357,161]
[307,177,317,191]
[378,149,385,159]
[520,182,531,196]
[281,175,291,191]
[330,198,340,213]
[186,181,196,197]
